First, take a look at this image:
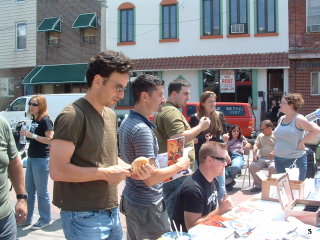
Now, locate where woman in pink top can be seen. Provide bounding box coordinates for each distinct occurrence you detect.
[225,125,251,190]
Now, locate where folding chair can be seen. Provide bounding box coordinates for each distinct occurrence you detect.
[241,149,252,190]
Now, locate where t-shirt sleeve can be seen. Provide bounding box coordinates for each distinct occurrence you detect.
[53,108,84,146]
[189,115,198,128]
[163,109,187,138]
[1,118,19,160]
[181,185,205,213]
[41,117,53,132]
[132,128,156,161]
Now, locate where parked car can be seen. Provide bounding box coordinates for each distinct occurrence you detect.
[147,102,256,138]
[182,102,256,138]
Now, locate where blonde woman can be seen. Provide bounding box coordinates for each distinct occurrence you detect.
[20,95,53,229]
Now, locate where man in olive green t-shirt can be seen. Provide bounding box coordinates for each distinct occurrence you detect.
[153,79,210,219]
[0,116,27,239]
[50,50,152,240]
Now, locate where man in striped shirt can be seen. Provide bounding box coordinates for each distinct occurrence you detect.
[119,74,190,240]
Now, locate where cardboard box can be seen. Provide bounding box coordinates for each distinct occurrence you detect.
[276,173,320,227]
[257,171,305,202]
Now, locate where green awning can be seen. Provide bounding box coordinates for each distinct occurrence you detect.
[22,64,88,85]
[72,13,97,29]
[38,17,61,32]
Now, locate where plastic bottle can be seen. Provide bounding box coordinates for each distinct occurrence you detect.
[315,171,320,192]
[19,122,27,144]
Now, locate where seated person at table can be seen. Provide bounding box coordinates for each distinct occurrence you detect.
[225,125,251,191]
[172,141,233,232]
[249,120,277,192]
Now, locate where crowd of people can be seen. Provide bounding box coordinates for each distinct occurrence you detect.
[1,50,320,240]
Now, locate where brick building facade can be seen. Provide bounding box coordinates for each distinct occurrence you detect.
[289,0,320,115]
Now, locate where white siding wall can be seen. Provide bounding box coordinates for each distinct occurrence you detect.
[0,0,36,69]
[107,0,288,59]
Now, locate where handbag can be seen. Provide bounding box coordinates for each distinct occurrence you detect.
[285,159,299,181]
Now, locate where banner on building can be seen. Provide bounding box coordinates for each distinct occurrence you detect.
[220,70,235,93]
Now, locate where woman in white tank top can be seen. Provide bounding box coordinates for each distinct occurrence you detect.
[273,93,320,180]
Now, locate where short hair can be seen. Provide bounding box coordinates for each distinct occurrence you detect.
[199,141,227,164]
[28,95,49,122]
[283,93,304,111]
[132,74,165,104]
[168,79,191,96]
[261,119,273,129]
[86,50,134,88]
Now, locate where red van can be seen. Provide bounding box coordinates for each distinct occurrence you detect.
[182,102,256,138]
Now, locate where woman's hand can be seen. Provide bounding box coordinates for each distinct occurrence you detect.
[20,129,32,139]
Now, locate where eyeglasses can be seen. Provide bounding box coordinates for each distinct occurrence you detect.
[28,103,39,107]
[210,155,226,163]
[113,83,127,93]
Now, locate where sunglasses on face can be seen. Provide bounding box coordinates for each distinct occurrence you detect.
[28,103,39,107]
[210,155,226,163]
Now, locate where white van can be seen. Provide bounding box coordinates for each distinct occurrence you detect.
[0,93,85,127]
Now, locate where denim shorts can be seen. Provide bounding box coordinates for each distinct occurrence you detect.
[60,208,122,240]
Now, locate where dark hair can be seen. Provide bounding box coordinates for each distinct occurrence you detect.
[168,79,191,96]
[283,93,304,111]
[199,141,227,164]
[28,95,49,122]
[86,50,134,88]
[261,119,273,129]
[132,74,165,104]
[228,125,243,141]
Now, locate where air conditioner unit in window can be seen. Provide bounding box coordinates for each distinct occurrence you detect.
[47,39,59,45]
[230,24,245,34]
[310,24,320,33]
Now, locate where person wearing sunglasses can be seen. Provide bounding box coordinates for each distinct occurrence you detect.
[172,141,233,232]
[19,95,54,230]
[225,125,251,191]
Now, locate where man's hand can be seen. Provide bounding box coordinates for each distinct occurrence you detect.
[15,199,27,224]
[175,157,191,170]
[268,151,274,160]
[131,164,153,180]
[252,156,258,162]
[218,194,233,215]
[101,165,131,184]
[199,117,211,131]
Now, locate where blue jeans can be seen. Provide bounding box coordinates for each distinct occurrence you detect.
[226,152,245,179]
[274,154,307,181]
[0,211,16,240]
[163,176,187,219]
[25,157,51,224]
[61,208,122,240]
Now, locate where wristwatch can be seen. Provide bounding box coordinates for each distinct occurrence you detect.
[16,193,28,200]
[32,134,38,139]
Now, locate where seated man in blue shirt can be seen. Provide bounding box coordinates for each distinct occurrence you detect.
[172,141,233,232]
[119,74,190,240]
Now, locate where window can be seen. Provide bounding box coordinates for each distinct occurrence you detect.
[47,32,60,45]
[257,0,276,33]
[16,0,26,2]
[117,71,160,106]
[162,4,177,39]
[229,0,248,34]
[311,72,320,95]
[16,22,26,50]
[203,0,221,35]
[120,9,134,42]
[307,0,320,32]
[82,28,96,43]
[0,78,15,97]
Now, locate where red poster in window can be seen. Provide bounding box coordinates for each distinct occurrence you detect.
[220,70,235,93]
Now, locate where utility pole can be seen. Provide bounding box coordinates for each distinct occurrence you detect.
[99,0,108,51]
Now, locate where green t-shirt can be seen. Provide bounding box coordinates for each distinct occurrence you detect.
[153,102,195,168]
[52,98,118,211]
[0,116,19,219]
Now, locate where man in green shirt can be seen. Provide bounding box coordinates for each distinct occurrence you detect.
[153,79,210,219]
[0,116,28,239]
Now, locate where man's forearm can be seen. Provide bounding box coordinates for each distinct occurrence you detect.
[8,156,26,194]
[171,125,201,143]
